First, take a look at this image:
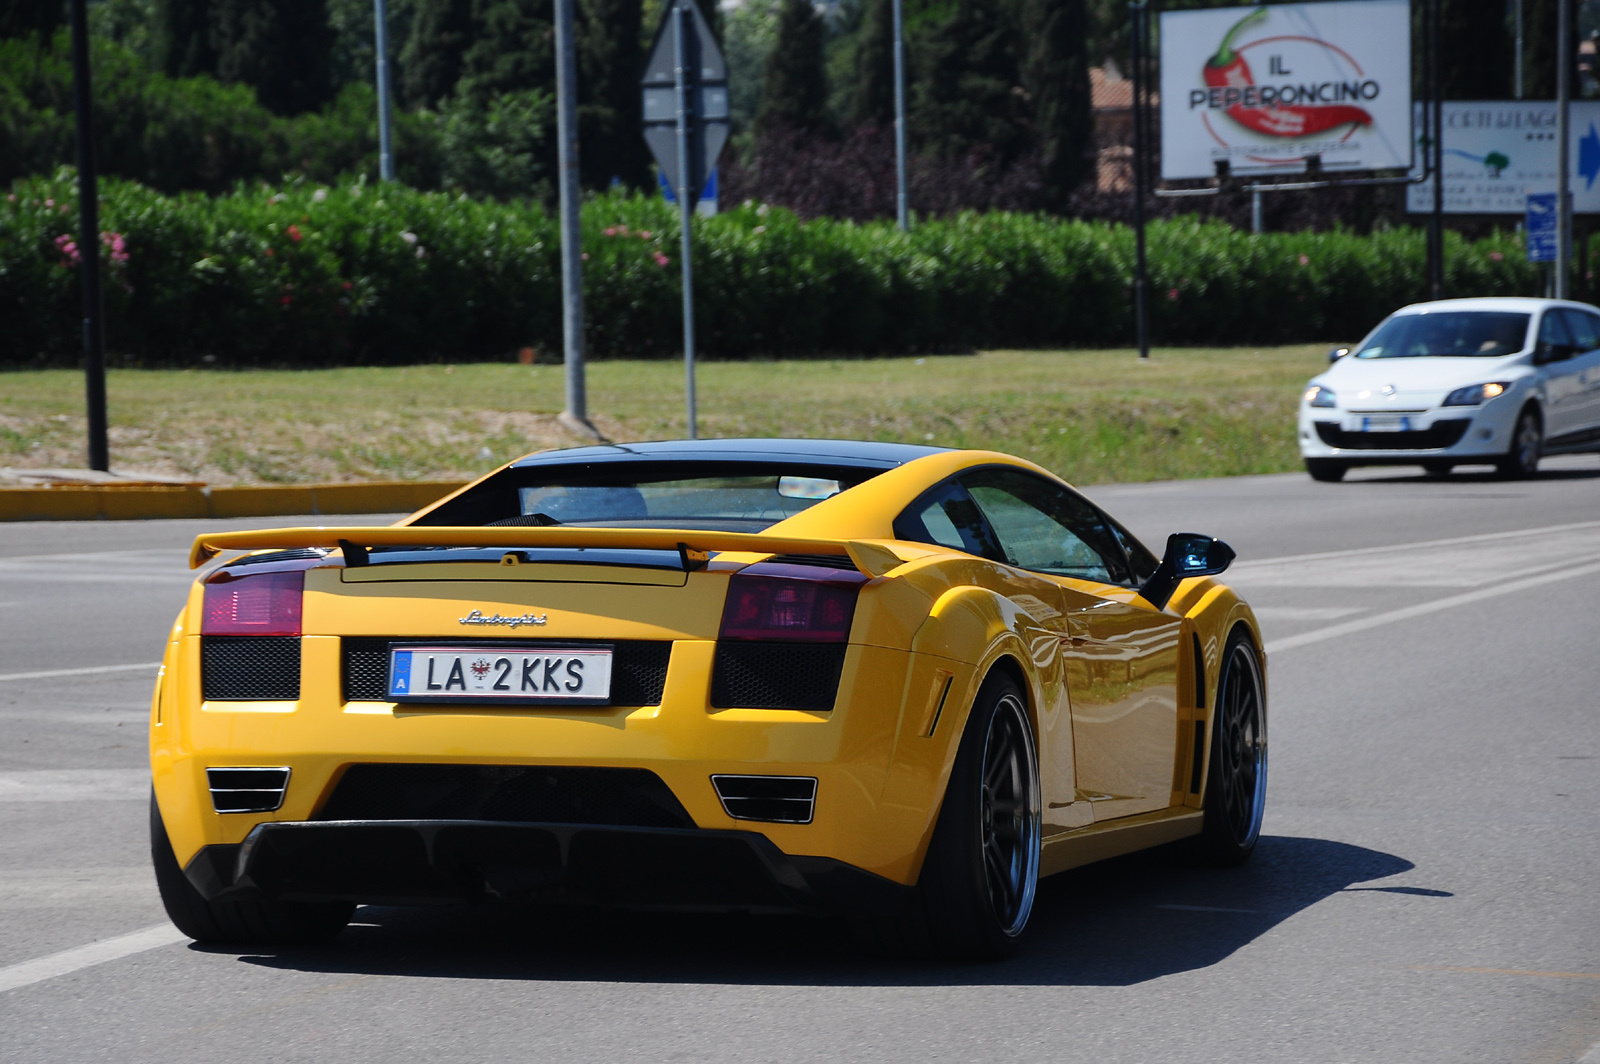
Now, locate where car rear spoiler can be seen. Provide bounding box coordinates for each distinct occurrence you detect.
[189,526,910,578]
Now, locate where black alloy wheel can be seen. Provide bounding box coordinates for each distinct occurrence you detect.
[916,672,1041,960]
[1496,407,1542,479]
[1198,630,1267,864]
[1305,458,1348,482]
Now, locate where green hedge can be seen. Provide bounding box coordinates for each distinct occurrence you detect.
[1,170,1542,366]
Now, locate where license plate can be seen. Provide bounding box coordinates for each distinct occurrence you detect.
[1360,416,1412,432]
[387,645,613,704]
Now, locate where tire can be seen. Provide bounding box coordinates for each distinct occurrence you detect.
[1198,630,1267,865]
[1496,407,1542,479]
[1305,458,1347,482]
[915,672,1042,960]
[1422,460,1453,476]
[150,792,353,945]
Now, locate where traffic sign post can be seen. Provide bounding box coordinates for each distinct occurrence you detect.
[642,0,728,440]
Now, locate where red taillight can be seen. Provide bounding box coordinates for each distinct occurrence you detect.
[718,563,865,643]
[202,570,304,635]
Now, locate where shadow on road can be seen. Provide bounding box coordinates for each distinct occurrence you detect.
[222,835,1431,987]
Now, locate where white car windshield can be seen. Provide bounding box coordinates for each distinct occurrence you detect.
[1356,311,1530,359]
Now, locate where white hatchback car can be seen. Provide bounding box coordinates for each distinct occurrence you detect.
[1299,297,1600,481]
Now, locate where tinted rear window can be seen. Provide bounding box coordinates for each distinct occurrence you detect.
[415,461,887,532]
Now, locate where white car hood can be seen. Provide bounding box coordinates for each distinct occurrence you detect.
[1319,354,1527,404]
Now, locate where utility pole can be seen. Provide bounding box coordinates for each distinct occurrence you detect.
[554,0,599,438]
[1427,0,1444,299]
[893,0,908,231]
[1130,1,1150,360]
[1514,0,1524,99]
[672,0,698,438]
[374,0,395,181]
[1557,0,1572,298]
[69,0,108,472]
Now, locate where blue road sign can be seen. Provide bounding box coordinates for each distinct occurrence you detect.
[1581,123,1600,191]
[1527,192,1558,263]
[658,167,716,205]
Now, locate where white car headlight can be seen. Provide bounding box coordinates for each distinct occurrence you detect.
[1442,381,1510,407]
[1304,385,1337,408]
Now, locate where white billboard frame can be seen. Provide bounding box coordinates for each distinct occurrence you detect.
[1407,100,1600,215]
[1158,0,1414,181]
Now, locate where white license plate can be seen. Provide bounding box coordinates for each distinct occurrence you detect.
[387,646,613,704]
[1360,416,1412,432]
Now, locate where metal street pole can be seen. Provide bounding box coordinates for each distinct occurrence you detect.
[1558,0,1572,298]
[893,0,908,231]
[69,0,108,472]
[673,0,698,439]
[1428,0,1444,299]
[555,0,598,438]
[1514,0,1524,99]
[1130,1,1150,361]
[374,0,395,181]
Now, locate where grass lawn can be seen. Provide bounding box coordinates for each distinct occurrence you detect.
[0,346,1327,487]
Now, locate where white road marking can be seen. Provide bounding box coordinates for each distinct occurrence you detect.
[1249,606,1366,623]
[0,662,160,682]
[0,769,149,802]
[0,868,154,909]
[1156,904,1260,913]
[0,924,186,995]
[1266,559,1600,654]
[1232,521,1600,589]
[0,549,196,585]
[1577,1037,1600,1063]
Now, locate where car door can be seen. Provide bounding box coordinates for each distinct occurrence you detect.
[1556,309,1600,444]
[958,468,1183,824]
[1536,310,1588,439]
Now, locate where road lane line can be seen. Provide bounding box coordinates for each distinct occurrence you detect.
[0,662,159,682]
[1265,559,1600,655]
[1578,1038,1600,1064]
[1413,966,1600,980]
[0,770,149,801]
[1239,519,1600,568]
[0,924,186,994]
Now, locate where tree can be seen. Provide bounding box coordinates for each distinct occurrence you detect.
[401,0,472,107]
[578,0,650,188]
[852,0,893,128]
[152,0,215,76]
[1521,0,1579,100]
[457,0,553,100]
[913,0,1027,162]
[758,0,828,133]
[1,0,62,41]
[211,0,336,114]
[1023,0,1089,208]
[1440,0,1512,98]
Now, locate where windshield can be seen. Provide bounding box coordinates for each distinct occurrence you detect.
[1355,311,1530,359]
[415,461,884,531]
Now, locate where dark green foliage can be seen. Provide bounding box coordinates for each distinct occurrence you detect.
[437,86,553,198]
[1521,0,1578,100]
[578,0,649,188]
[1439,0,1511,99]
[758,0,828,133]
[457,0,552,99]
[152,0,214,76]
[0,172,1544,366]
[1022,0,1088,209]
[211,0,336,114]
[400,0,471,107]
[1,0,64,40]
[852,0,893,127]
[913,0,1027,161]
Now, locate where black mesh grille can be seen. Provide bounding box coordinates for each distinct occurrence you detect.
[314,764,695,828]
[202,637,301,700]
[1313,419,1471,450]
[710,642,847,711]
[342,638,671,705]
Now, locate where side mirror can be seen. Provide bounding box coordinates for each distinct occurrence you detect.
[1328,346,1351,363]
[1535,341,1576,365]
[1139,533,1237,611]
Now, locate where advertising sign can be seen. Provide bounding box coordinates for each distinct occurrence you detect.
[1159,0,1412,180]
[1406,100,1600,214]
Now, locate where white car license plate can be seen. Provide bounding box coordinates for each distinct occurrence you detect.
[387,646,613,704]
[1360,416,1412,432]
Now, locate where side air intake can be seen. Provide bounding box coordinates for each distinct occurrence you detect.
[711,775,817,824]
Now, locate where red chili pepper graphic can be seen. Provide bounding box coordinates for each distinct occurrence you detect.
[1202,8,1371,139]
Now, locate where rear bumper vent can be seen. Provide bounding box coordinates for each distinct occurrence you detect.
[710,643,846,711]
[711,775,817,824]
[201,636,301,700]
[341,638,672,706]
[207,767,291,813]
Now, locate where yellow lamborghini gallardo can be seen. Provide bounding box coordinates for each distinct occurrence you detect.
[149,440,1266,958]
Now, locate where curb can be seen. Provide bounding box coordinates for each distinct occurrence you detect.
[0,481,465,522]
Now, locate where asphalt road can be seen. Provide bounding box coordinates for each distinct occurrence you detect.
[2,459,1598,1064]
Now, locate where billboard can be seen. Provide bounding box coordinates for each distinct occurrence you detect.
[1159,0,1412,180]
[1406,100,1600,214]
